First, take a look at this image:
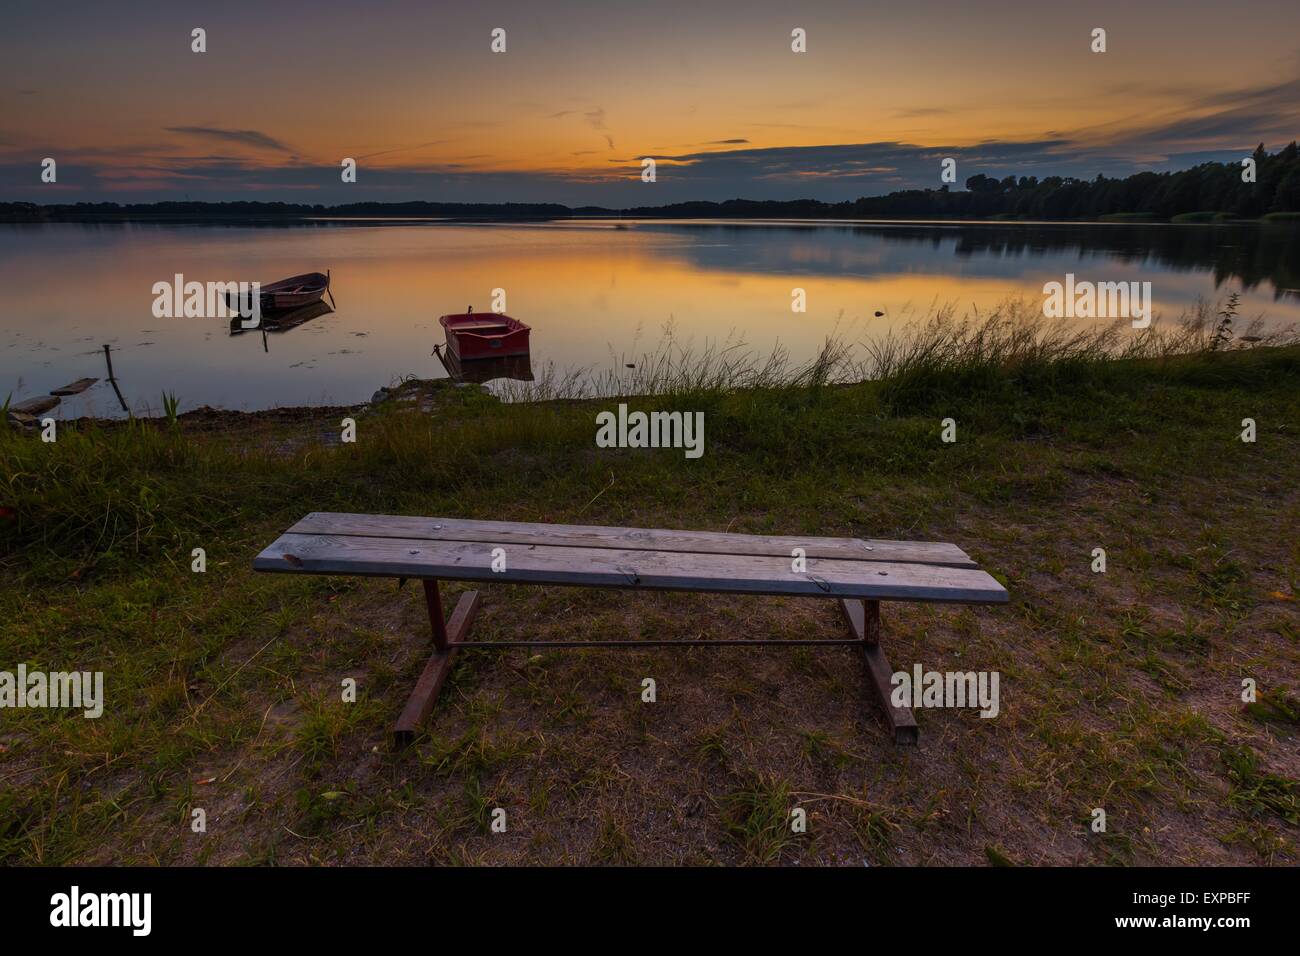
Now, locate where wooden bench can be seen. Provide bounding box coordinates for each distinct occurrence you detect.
[253,512,1008,746]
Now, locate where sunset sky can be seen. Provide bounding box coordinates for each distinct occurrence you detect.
[3,0,1299,204]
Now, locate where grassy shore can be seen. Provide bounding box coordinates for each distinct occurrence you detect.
[2,302,1298,865]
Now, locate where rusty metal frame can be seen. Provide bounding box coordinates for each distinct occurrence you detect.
[392,580,919,747]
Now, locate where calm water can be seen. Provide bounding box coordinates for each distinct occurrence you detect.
[3,219,1299,417]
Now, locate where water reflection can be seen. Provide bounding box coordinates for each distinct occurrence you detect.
[434,346,535,384]
[3,220,1298,416]
[228,300,335,338]
[640,220,1300,299]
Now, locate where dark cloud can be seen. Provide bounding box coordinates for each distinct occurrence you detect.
[893,108,952,118]
[551,108,615,150]
[1128,111,1281,145]
[1198,73,1300,112]
[356,141,448,160]
[164,127,292,152]
[0,134,1256,206]
[645,140,1076,190]
[1074,71,1300,157]
[8,67,1298,205]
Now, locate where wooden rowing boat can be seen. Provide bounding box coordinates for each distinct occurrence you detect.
[226,271,331,315]
[438,309,531,361]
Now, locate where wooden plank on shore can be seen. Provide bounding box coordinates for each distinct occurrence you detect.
[254,532,1009,604]
[840,598,919,744]
[50,377,98,396]
[10,395,60,416]
[863,643,920,744]
[6,410,38,428]
[392,590,480,747]
[284,512,978,567]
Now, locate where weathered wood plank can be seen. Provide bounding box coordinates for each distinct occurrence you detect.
[50,377,98,396]
[10,395,60,416]
[254,532,1009,604]
[841,595,882,644]
[285,512,978,567]
[864,643,919,745]
[840,598,919,744]
[392,589,480,747]
[6,410,38,429]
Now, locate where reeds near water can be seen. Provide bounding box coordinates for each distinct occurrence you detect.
[496,295,1297,404]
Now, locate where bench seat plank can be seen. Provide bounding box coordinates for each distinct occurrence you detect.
[255,531,1008,604]
[284,512,978,568]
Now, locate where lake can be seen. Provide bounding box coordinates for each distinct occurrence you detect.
[3,219,1299,417]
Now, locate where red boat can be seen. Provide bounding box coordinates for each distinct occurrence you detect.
[438,309,531,361]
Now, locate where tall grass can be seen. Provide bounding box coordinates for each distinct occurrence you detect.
[495,296,1298,405]
[495,334,858,403]
[861,298,1289,410]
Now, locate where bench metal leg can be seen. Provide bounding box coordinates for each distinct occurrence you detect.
[393,580,481,748]
[839,598,919,745]
[423,577,450,650]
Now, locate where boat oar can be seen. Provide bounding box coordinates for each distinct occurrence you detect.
[326,269,336,310]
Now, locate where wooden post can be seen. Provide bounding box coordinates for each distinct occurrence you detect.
[393,587,481,747]
[423,579,449,650]
[102,344,129,413]
[839,598,919,745]
[863,599,881,644]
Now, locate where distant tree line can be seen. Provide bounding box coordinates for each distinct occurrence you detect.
[3,145,1298,222]
[0,200,572,221]
[618,144,1300,221]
